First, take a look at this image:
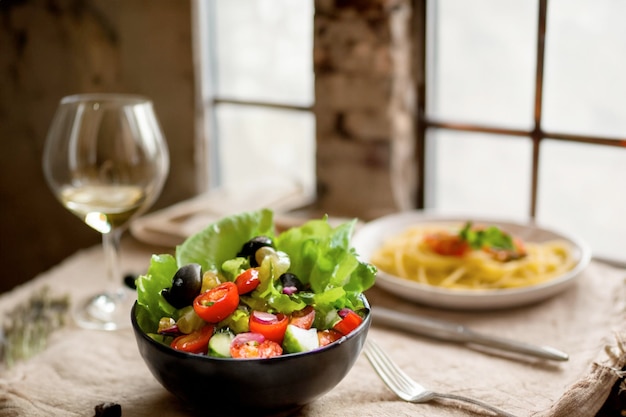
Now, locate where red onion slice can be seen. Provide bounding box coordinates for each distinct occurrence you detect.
[251,310,278,324]
[337,308,352,319]
[282,286,298,295]
[232,332,265,346]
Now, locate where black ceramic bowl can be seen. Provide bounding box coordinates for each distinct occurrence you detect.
[131,297,371,417]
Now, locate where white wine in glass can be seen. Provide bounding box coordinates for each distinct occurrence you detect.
[43,93,169,330]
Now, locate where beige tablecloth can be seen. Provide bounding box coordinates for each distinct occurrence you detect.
[0,238,624,417]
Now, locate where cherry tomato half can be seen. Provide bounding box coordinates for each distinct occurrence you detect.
[423,232,470,257]
[249,311,289,344]
[193,282,239,323]
[234,268,260,295]
[333,308,363,336]
[289,305,316,330]
[170,324,214,354]
[318,329,343,347]
[230,335,283,359]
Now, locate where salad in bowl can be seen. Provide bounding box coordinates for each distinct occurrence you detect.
[134,208,375,359]
[132,209,376,415]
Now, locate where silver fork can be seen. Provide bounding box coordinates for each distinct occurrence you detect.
[363,340,519,417]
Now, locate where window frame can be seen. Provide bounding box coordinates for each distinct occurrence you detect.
[192,0,314,193]
[412,0,626,216]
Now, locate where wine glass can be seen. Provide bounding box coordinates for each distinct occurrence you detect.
[43,93,169,330]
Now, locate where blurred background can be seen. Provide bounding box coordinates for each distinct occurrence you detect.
[1,0,625,294]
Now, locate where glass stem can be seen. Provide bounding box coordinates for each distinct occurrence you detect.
[102,228,123,295]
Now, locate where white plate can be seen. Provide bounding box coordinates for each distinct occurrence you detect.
[352,211,592,310]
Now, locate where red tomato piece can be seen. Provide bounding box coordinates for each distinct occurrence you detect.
[193,282,239,323]
[333,309,363,336]
[230,338,283,359]
[170,324,214,354]
[234,268,260,295]
[289,305,316,330]
[423,232,470,257]
[513,238,527,256]
[249,311,289,344]
[317,329,343,347]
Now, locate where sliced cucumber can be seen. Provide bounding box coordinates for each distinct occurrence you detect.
[282,324,320,354]
[209,332,234,358]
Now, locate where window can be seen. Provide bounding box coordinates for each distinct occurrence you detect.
[194,0,626,264]
[417,0,626,263]
[193,0,316,199]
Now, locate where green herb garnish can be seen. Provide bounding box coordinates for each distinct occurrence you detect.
[459,222,515,250]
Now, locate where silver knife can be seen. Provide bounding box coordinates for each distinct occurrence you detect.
[372,306,569,362]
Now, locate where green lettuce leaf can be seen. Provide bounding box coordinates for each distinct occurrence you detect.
[275,218,376,293]
[176,208,274,272]
[274,216,376,311]
[135,254,178,333]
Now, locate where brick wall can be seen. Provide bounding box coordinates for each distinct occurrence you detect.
[313,0,417,220]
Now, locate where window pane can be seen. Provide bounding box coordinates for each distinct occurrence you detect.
[543,0,626,138]
[213,0,314,106]
[215,104,316,198]
[537,140,626,262]
[428,0,537,128]
[426,130,532,219]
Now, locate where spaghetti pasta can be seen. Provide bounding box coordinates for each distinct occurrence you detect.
[370,222,576,290]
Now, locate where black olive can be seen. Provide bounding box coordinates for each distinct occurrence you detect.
[237,236,273,267]
[123,273,137,290]
[161,263,202,309]
[94,402,121,417]
[279,272,304,291]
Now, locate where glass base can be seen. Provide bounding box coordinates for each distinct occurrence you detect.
[73,289,135,331]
